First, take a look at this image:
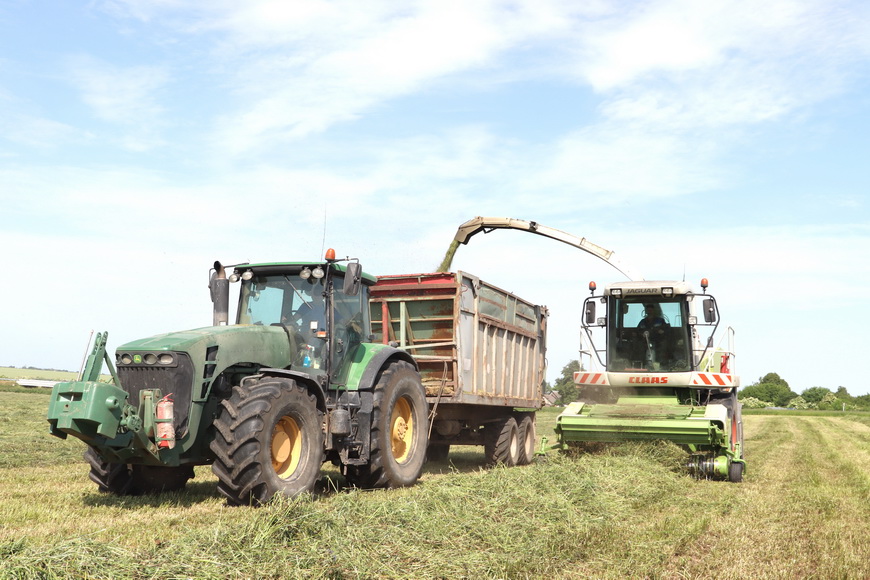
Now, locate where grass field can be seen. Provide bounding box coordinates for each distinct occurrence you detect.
[1,388,868,579]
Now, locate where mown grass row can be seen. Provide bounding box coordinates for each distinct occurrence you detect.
[2,390,869,579]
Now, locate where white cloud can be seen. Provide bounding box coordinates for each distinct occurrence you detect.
[65,54,170,150]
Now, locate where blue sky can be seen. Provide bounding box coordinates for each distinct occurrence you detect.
[2,0,869,396]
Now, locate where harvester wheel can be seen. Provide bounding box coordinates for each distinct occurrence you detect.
[485,416,520,467]
[728,461,744,483]
[517,414,536,466]
[210,378,324,506]
[85,448,193,495]
[345,360,427,489]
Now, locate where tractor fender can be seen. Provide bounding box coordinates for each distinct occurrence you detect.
[355,345,419,392]
[256,368,328,413]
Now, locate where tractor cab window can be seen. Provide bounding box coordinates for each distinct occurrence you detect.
[330,282,370,384]
[239,273,328,370]
[608,298,691,372]
[238,275,326,332]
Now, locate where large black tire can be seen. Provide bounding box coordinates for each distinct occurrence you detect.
[426,443,450,462]
[516,414,536,466]
[485,416,520,467]
[85,447,134,495]
[728,461,744,483]
[210,378,324,506]
[346,360,428,489]
[85,447,193,495]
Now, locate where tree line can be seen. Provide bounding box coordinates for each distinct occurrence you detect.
[546,362,870,411]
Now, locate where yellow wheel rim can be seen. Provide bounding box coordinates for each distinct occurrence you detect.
[390,397,414,464]
[272,416,302,478]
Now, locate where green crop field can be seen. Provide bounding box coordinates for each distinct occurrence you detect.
[1,388,868,579]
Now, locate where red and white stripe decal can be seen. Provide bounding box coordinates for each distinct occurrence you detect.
[574,372,609,385]
[691,372,733,387]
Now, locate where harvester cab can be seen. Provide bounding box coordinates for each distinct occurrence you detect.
[558,278,745,482]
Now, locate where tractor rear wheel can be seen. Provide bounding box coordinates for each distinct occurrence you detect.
[517,414,536,466]
[345,360,427,489]
[210,378,324,506]
[485,416,520,466]
[85,448,193,495]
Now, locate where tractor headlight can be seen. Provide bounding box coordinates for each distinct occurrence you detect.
[312,266,325,279]
[116,351,179,367]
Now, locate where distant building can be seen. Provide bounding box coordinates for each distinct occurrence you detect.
[16,379,59,389]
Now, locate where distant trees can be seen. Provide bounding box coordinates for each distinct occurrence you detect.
[738,372,868,411]
[738,373,797,407]
[553,360,580,406]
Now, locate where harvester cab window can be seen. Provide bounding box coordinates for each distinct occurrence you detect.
[609,299,690,372]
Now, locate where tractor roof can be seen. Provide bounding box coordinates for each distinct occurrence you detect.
[233,261,378,285]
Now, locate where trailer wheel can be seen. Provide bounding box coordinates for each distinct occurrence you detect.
[85,448,193,495]
[210,378,324,506]
[346,360,427,489]
[517,414,536,466]
[485,416,520,467]
[427,444,450,462]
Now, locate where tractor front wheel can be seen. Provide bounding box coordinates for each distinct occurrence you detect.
[210,378,324,506]
[85,448,193,495]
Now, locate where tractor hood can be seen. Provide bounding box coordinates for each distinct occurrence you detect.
[116,324,296,375]
[118,325,258,352]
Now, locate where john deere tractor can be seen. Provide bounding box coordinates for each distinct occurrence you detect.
[47,251,429,505]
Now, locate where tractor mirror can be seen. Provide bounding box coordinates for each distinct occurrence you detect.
[703,298,716,323]
[343,262,362,296]
[584,300,596,326]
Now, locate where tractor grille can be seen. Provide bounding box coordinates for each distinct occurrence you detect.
[117,353,195,437]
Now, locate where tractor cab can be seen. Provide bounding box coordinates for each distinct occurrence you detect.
[219,254,372,385]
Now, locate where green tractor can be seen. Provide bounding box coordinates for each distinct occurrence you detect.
[47,251,429,505]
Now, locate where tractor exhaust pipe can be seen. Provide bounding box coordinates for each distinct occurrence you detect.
[210,261,229,326]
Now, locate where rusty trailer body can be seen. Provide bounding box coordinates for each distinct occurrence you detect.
[370,271,547,465]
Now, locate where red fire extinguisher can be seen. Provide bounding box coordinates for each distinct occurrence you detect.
[156,394,175,449]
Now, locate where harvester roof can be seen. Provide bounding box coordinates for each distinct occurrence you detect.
[604,280,695,298]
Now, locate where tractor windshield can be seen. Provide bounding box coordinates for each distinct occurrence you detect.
[238,274,326,331]
[608,298,691,372]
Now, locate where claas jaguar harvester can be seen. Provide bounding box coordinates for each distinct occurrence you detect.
[452,217,745,482]
[47,250,547,505]
[562,278,745,482]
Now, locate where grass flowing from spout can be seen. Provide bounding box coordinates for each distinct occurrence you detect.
[436,240,460,273]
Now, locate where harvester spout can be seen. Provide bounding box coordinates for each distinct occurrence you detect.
[451,216,643,281]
